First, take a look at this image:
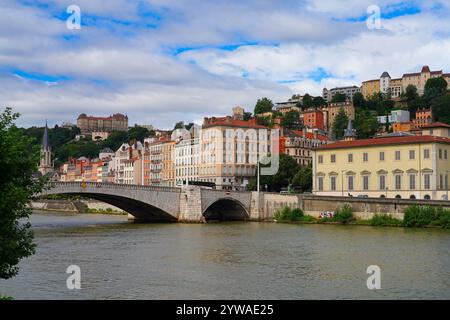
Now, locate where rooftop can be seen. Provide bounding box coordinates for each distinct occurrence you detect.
[315,135,450,150]
[421,122,450,129]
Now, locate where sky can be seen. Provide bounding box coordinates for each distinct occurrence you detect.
[1,0,450,129]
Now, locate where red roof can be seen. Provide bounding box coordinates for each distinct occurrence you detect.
[421,122,450,129]
[203,117,268,129]
[291,130,328,141]
[315,135,450,150]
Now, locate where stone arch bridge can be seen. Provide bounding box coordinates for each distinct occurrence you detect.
[40,182,257,222]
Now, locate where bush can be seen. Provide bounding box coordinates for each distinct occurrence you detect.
[369,214,403,227]
[274,206,304,222]
[403,205,450,228]
[0,295,13,300]
[403,205,440,227]
[333,204,354,224]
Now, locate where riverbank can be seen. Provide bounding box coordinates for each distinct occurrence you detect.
[30,200,126,215]
[274,205,450,229]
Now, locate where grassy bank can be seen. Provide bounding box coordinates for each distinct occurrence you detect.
[0,295,13,300]
[273,205,450,229]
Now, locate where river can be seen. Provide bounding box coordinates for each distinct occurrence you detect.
[1,211,450,299]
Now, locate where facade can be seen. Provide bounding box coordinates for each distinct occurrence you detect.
[174,137,200,186]
[324,102,355,130]
[362,66,450,98]
[361,79,380,98]
[322,86,361,102]
[413,109,433,128]
[281,129,329,166]
[312,135,450,200]
[91,131,109,141]
[301,109,325,130]
[199,116,272,190]
[77,113,128,134]
[421,122,450,138]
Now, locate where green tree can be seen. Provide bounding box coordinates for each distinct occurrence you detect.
[431,93,450,124]
[424,77,448,105]
[332,107,349,140]
[243,112,253,121]
[352,92,366,109]
[101,131,128,151]
[302,94,313,109]
[292,165,312,192]
[0,107,44,279]
[247,154,299,192]
[281,110,302,130]
[354,108,379,139]
[402,85,426,115]
[128,125,150,142]
[254,97,273,115]
[312,96,326,109]
[331,92,347,103]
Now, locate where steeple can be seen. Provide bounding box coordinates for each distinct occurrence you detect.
[42,121,50,151]
[344,119,356,141]
[38,121,53,175]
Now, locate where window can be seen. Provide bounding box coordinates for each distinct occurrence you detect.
[379,175,386,190]
[348,153,353,163]
[379,152,385,161]
[445,150,448,160]
[331,154,336,163]
[424,174,431,190]
[439,149,442,159]
[409,175,416,190]
[330,176,337,191]
[363,176,369,190]
[395,175,402,190]
[395,151,401,160]
[424,149,430,159]
[363,153,368,162]
[446,174,449,190]
[318,177,324,191]
[440,174,444,190]
[318,155,323,164]
[409,150,415,160]
[348,176,354,191]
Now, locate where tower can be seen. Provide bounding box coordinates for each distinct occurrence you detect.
[38,122,53,175]
[344,119,357,141]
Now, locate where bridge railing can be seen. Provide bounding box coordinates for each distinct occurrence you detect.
[48,181,182,193]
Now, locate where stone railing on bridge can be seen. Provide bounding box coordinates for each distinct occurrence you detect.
[49,181,181,193]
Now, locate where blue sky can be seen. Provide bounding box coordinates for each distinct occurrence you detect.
[1,0,449,128]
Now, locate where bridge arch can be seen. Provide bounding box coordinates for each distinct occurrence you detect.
[202,198,249,222]
[40,182,180,222]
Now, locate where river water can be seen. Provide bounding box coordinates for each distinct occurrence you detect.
[1,211,450,299]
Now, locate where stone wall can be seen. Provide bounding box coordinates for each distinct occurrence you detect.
[30,200,86,213]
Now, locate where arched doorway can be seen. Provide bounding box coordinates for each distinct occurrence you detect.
[410,195,416,199]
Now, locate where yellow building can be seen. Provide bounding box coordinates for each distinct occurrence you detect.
[312,135,450,200]
[361,79,380,98]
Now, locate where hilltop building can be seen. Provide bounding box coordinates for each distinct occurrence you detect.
[77,113,128,134]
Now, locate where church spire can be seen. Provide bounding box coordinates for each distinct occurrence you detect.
[344,119,356,141]
[42,120,50,151]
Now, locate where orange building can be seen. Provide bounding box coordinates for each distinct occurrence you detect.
[302,110,325,130]
[413,108,432,128]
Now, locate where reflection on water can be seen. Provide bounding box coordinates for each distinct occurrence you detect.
[1,211,450,299]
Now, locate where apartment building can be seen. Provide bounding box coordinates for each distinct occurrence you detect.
[362,66,450,98]
[281,129,329,166]
[199,116,273,190]
[322,86,361,102]
[312,134,450,200]
[324,102,355,130]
